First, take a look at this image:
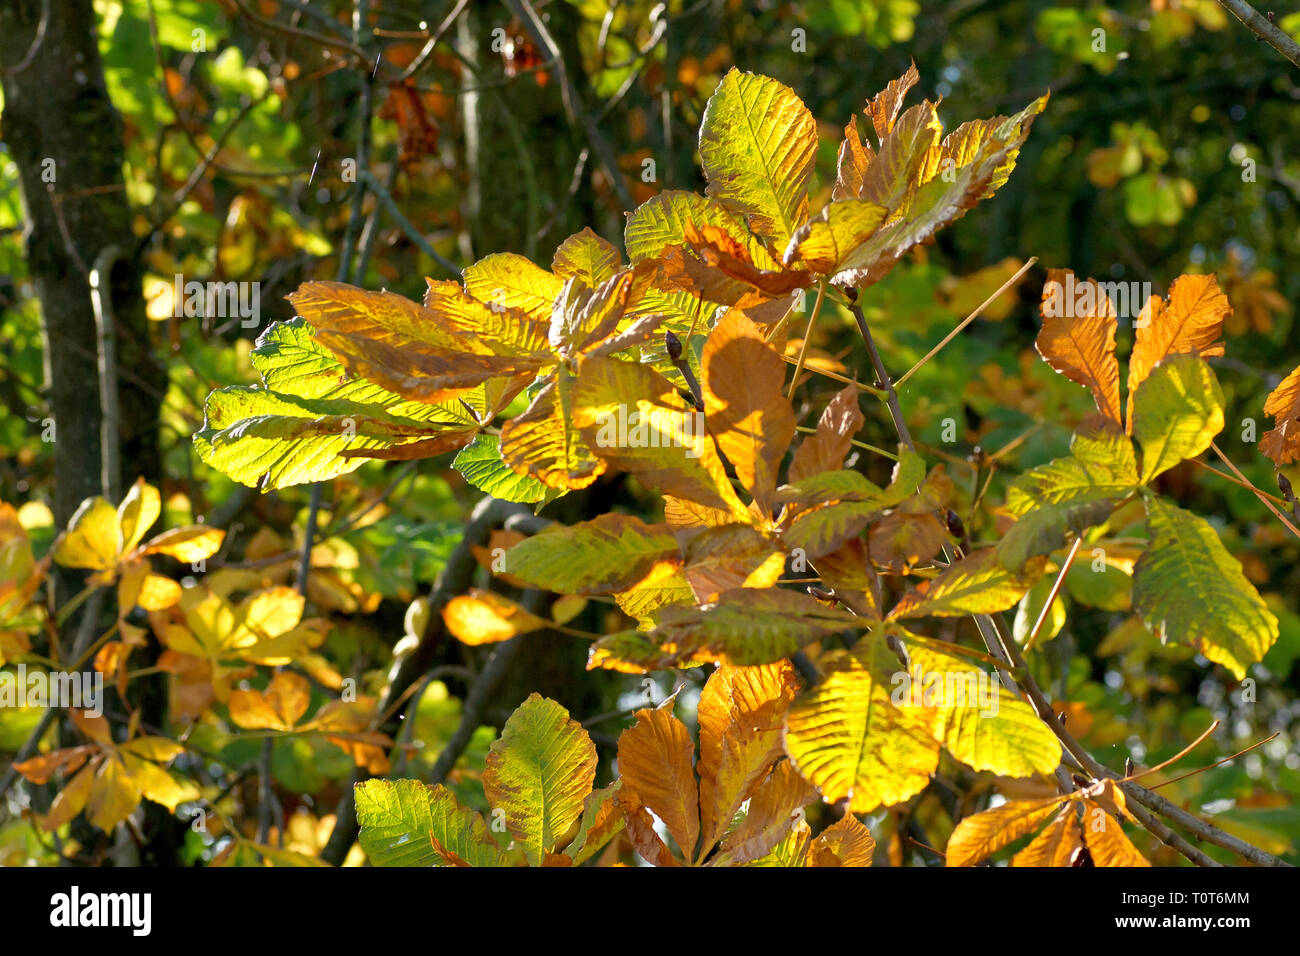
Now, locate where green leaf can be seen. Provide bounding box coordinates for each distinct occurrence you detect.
[453,434,556,504]
[899,642,1061,777]
[890,548,1042,619]
[998,418,1139,568]
[355,778,503,867]
[589,588,860,671]
[1133,498,1278,679]
[482,694,598,867]
[194,321,479,489]
[505,513,680,594]
[699,68,818,247]
[1131,354,1224,483]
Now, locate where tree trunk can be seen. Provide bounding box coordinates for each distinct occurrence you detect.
[0,0,166,530]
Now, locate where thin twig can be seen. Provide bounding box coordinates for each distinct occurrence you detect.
[504,0,637,212]
[1023,535,1080,654]
[1210,441,1300,539]
[358,169,461,276]
[894,257,1037,389]
[787,282,826,400]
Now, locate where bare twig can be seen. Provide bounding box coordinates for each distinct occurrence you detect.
[503,0,637,212]
[358,169,461,276]
[1215,0,1300,68]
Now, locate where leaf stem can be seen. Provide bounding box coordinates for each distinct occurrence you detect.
[894,256,1036,390]
[787,281,826,400]
[1023,535,1081,654]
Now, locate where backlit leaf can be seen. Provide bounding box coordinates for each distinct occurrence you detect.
[1127,274,1228,427]
[702,309,796,510]
[442,589,550,645]
[505,513,680,595]
[783,647,940,813]
[482,694,597,866]
[617,706,700,862]
[1130,354,1224,483]
[1036,270,1121,425]
[945,796,1065,866]
[699,68,818,247]
[355,779,503,867]
[1132,497,1278,679]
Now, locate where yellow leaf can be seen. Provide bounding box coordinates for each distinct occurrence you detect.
[121,753,200,811]
[1036,270,1122,426]
[617,706,700,862]
[52,497,121,572]
[228,670,311,730]
[1126,274,1228,428]
[900,643,1062,778]
[442,589,549,645]
[945,796,1065,866]
[117,479,161,555]
[784,647,940,813]
[462,252,564,322]
[139,526,225,563]
[43,761,97,832]
[500,372,605,490]
[1131,354,1224,483]
[482,694,597,867]
[700,68,818,247]
[573,355,747,516]
[86,756,142,832]
[552,227,622,288]
[890,548,1042,619]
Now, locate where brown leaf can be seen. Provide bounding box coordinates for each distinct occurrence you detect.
[833,115,874,201]
[865,61,921,144]
[615,787,681,867]
[808,813,876,867]
[714,760,816,865]
[1012,809,1084,867]
[789,383,865,482]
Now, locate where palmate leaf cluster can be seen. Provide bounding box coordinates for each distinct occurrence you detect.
[173,66,1283,866]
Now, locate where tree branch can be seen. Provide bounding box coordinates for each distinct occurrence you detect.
[1215,0,1300,69]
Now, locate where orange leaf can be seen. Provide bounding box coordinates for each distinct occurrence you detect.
[1260,363,1300,466]
[702,309,797,512]
[1037,270,1122,426]
[1126,274,1228,428]
[617,706,700,862]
